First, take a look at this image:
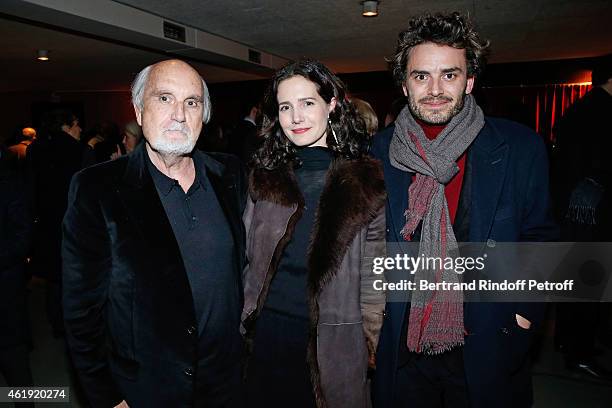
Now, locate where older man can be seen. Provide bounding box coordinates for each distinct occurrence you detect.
[63,60,246,408]
[371,13,557,408]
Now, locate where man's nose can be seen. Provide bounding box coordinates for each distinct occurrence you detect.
[428,78,443,97]
[172,102,186,122]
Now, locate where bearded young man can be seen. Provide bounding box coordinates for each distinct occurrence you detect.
[371,13,557,408]
[62,60,246,408]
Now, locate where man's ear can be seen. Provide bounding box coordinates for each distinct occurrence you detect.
[133,104,143,126]
[465,76,475,94]
[402,83,409,97]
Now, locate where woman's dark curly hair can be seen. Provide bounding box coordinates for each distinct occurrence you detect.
[252,59,368,170]
[388,12,490,87]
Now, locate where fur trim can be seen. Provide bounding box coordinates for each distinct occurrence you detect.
[249,166,303,206]
[308,157,386,292]
[244,165,305,373]
[307,157,386,408]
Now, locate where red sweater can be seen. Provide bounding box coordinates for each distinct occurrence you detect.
[414,119,466,224]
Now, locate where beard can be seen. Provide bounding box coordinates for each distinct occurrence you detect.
[408,89,466,125]
[147,124,197,156]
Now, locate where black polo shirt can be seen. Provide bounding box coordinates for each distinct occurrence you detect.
[146,150,240,371]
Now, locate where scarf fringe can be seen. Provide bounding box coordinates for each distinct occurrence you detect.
[566,205,597,225]
[407,300,465,354]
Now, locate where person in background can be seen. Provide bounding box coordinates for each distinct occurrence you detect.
[552,54,612,380]
[0,144,34,408]
[383,97,407,128]
[26,108,84,338]
[196,119,230,153]
[228,100,261,165]
[122,120,143,154]
[84,121,121,164]
[371,12,557,408]
[110,121,143,160]
[8,127,37,160]
[241,59,386,408]
[351,97,379,137]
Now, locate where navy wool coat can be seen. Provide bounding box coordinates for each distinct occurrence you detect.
[371,117,558,408]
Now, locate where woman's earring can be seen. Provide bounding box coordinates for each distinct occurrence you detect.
[328,119,339,145]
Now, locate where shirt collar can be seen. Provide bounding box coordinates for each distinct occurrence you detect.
[146,149,208,196]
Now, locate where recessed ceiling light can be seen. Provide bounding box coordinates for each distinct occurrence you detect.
[362,0,379,17]
[37,49,49,61]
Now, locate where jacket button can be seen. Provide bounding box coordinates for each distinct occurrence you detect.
[184,367,194,376]
[500,327,509,335]
[486,239,496,248]
[187,326,196,335]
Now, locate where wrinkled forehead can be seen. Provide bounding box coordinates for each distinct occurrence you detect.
[146,63,204,98]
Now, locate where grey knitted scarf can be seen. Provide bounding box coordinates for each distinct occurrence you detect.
[389,94,485,354]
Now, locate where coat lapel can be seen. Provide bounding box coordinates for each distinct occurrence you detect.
[384,157,412,243]
[468,121,509,242]
[307,157,386,408]
[308,157,387,292]
[376,126,411,243]
[116,144,195,319]
[249,164,303,206]
[202,154,245,277]
[118,144,185,268]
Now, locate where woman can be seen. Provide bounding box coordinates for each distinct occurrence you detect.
[121,120,143,154]
[241,59,386,408]
[351,97,379,137]
[110,120,143,160]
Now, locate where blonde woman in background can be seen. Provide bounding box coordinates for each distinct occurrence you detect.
[351,97,379,137]
[110,120,143,159]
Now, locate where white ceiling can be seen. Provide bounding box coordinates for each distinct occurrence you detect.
[1,0,611,92]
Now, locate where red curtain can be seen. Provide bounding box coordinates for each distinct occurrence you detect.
[536,84,591,142]
[480,84,592,143]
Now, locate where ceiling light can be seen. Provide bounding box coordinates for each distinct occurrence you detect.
[37,49,49,61]
[362,1,379,17]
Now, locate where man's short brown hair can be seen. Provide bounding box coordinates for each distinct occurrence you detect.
[388,12,490,87]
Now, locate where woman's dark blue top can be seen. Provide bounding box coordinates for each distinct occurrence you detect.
[262,146,333,319]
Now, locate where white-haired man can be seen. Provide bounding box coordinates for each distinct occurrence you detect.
[63,59,246,408]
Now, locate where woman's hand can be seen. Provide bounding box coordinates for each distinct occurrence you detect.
[110,145,123,161]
